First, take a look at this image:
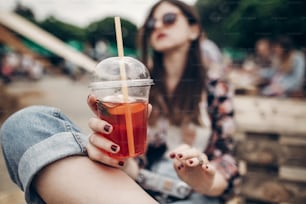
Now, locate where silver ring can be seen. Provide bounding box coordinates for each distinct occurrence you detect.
[198,157,204,166]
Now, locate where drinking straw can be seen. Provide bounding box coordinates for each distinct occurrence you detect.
[114,16,135,156]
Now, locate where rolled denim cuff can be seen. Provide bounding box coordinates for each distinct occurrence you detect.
[19,131,87,204]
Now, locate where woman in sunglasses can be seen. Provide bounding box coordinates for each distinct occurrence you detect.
[1,0,238,204]
[88,0,239,203]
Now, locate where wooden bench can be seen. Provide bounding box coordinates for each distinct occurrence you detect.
[233,96,306,204]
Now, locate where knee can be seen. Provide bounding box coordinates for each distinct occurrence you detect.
[0,106,61,156]
[1,106,55,141]
[0,105,58,186]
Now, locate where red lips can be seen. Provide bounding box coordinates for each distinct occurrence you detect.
[156,33,167,40]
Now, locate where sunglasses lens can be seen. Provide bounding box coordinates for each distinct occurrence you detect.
[147,18,155,30]
[163,13,177,25]
[146,13,177,31]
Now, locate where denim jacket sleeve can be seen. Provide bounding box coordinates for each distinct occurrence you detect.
[280,52,305,91]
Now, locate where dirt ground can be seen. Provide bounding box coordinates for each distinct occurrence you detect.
[0,75,92,204]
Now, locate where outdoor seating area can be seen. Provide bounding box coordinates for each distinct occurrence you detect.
[1,0,306,203]
[233,96,306,203]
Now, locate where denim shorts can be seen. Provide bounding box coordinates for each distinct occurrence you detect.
[0,106,88,204]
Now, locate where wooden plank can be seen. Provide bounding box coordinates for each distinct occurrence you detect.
[280,135,306,146]
[234,96,306,135]
[241,173,291,203]
[235,140,279,166]
[279,166,306,183]
[235,114,306,135]
[241,172,306,203]
[235,140,306,168]
[234,96,306,117]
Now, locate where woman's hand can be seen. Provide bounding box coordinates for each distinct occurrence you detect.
[86,94,151,179]
[169,144,228,196]
[87,117,140,178]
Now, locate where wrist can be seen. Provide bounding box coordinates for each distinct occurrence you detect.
[204,171,228,196]
[122,158,139,179]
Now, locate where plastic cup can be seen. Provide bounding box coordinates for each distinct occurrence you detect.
[89,57,153,159]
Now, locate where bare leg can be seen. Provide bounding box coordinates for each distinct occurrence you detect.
[34,156,157,204]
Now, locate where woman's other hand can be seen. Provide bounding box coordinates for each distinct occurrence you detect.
[169,144,227,196]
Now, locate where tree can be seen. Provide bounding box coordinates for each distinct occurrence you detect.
[39,16,86,42]
[195,0,306,51]
[14,2,35,23]
[86,17,138,50]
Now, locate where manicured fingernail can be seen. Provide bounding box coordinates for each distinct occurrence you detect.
[178,166,181,170]
[111,145,118,152]
[189,160,193,165]
[104,124,111,133]
[170,153,175,159]
[118,161,124,166]
[178,154,183,159]
[206,165,209,169]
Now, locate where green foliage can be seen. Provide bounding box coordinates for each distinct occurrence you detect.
[195,0,306,52]
[14,3,36,23]
[86,17,138,49]
[39,16,87,42]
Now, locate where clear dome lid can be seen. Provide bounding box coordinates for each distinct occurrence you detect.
[89,57,153,90]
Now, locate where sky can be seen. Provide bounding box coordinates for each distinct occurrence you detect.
[1,0,197,27]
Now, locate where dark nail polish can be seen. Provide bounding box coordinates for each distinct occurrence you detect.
[170,153,175,159]
[118,161,124,166]
[189,160,193,164]
[178,154,183,158]
[111,145,118,152]
[178,166,181,170]
[206,165,209,169]
[104,125,111,133]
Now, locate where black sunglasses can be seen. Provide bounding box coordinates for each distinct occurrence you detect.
[146,12,179,31]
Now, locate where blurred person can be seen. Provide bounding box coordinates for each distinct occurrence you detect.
[0,52,20,84]
[20,54,34,76]
[83,41,95,59]
[253,38,274,87]
[261,36,305,97]
[200,32,225,79]
[254,38,273,69]
[94,40,110,61]
[29,60,44,80]
[0,1,239,204]
[240,38,274,90]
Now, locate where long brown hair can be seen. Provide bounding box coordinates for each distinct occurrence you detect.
[274,36,294,74]
[138,0,207,126]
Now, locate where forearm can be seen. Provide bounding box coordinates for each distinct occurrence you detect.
[34,156,157,204]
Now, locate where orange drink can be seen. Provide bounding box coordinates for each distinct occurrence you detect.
[89,56,153,158]
[97,99,148,158]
